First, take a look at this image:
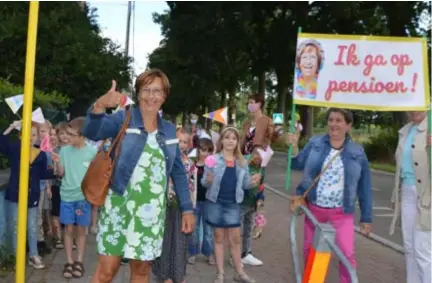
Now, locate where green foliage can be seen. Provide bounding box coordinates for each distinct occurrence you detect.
[149,1,430,127]
[0,79,69,169]
[0,2,132,116]
[0,78,69,127]
[0,245,15,273]
[363,128,399,162]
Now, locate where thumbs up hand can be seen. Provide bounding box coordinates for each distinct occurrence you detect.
[95,80,126,109]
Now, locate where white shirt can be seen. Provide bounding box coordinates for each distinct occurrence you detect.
[315,148,344,208]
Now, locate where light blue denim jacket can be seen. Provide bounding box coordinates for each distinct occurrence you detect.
[82,106,193,213]
[201,153,251,204]
[292,134,373,223]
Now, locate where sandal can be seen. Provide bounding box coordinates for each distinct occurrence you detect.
[63,263,74,279]
[55,239,64,249]
[72,261,85,278]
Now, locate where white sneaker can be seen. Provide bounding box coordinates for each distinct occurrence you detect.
[28,256,45,269]
[241,254,263,266]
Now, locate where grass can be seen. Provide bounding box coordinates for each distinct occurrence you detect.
[0,246,15,276]
[273,132,397,174]
[369,162,396,173]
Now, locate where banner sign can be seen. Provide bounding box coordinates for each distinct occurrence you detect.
[293,33,430,111]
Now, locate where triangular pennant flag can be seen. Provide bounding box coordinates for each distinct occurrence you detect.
[5,94,24,114]
[123,96,135,107]
[203,107,228,124]
[257,146,274,168]
[14,120,22,131]
[32,107,45,124]
[114,95,135,113]
[188,148,197,159]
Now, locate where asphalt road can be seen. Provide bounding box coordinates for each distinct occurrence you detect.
[0,157,403,248]
[265,152,403,247]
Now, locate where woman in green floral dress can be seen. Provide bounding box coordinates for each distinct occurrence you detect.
[83,69,195,283]
[97,130,167,261]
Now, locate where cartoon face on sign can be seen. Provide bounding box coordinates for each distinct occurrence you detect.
[295,39,325,100]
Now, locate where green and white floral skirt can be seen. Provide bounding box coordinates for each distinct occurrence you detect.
[96,132,167,261]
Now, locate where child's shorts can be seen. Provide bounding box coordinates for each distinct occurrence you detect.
[60,200,91,227]
[206,201,241,228]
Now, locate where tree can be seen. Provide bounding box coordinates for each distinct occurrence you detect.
[0,2,133,116]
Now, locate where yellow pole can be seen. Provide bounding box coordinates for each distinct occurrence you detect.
[16,2,39,283]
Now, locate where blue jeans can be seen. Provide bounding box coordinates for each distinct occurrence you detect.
[7,201,39,257]
[189,201,213,257]
[0,191,6,247]
[256,167,266,201]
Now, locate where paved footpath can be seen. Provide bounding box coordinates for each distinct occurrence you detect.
[0,189,405,283]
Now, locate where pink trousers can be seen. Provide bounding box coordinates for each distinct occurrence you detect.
[304,203,356,283]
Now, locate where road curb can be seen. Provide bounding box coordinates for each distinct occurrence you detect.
[370,168,395,177]
[264,184,404,255]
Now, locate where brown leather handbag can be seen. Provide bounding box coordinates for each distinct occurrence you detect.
[289,148,344,213]
[82,109,131,207]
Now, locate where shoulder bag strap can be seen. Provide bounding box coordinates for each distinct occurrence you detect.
[302,148,344,198]
[107,108,132,162]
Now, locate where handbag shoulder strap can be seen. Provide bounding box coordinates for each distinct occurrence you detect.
[302,148,344,198]
[107,108,132,159]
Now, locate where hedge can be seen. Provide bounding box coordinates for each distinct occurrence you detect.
[0,79,70,169]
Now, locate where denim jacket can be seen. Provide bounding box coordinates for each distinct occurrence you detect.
[201,153,251,203]
[82,106,193,213]
[292,134,372,223]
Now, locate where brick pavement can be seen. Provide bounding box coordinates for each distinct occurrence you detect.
[0,190,405,283]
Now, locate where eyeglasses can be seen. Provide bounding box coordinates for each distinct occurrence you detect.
[140,88,164,97]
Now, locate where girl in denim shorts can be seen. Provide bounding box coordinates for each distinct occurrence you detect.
[202,126,261,283]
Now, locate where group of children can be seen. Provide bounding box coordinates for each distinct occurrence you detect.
[156,125,266,283]
[0,116,266,282]
[0,117,97,278]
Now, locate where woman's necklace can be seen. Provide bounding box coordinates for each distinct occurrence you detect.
[330,139,345,150]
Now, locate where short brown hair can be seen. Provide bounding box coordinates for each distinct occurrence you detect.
[134,69,171,97]
[68,117,86,133]
[248,93,265,110]
[296,43,323,75]
[198,138,214,152]
[326,108,353,124]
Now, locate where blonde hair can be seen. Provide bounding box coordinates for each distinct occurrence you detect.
[39,120,52,130]
[216,126,246,167]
